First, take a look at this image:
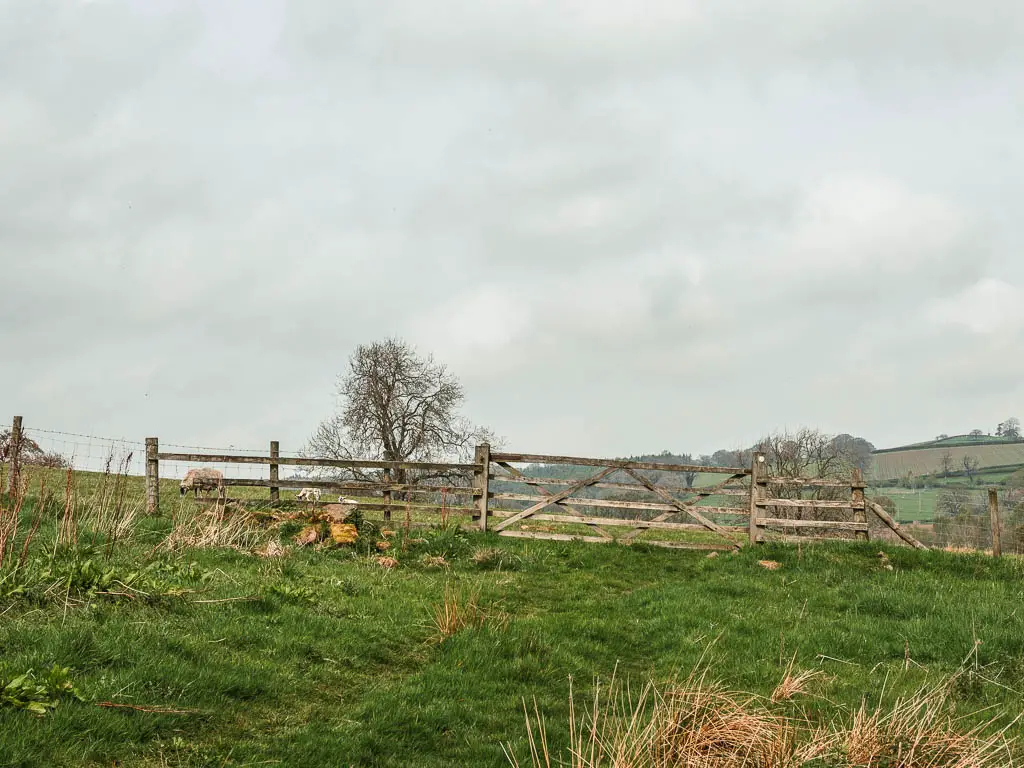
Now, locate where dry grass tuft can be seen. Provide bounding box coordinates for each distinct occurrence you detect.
[472,547,504,565]
[507,670,1017,768]
[256,539,288,558]
[839,676,1018,768]
[758,560,782,571]
[0,476,27,569]
[163,500,265,553]
[510,669,798,768]
[421,554,450,569]
[430,582,501,641]
[771,657,828,703]
[375,556,399,569]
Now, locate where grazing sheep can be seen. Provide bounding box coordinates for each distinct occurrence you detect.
[296,488,322,503]
[180,468,224,498]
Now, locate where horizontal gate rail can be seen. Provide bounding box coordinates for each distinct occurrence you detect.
[493,492,746,516]
[157,452,477,472]
[220,478,479,495]
[489,475,749,495]
[490,452,749,475]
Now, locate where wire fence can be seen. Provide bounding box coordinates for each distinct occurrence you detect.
[871,487,1024,555]
[5,421,310,484]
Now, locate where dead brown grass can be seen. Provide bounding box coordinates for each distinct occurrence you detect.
[430,582,507,642]
[432,582,487,641]
[771,656,829,703]
[507,670,1018,768]
[162,498,265,553]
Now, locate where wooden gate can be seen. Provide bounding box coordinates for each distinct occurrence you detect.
[484,452,753,551]
[479,451,927,551]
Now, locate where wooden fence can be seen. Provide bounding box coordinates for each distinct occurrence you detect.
[143,434,927,551]
[1,417,927,551]
[146,437,484,525]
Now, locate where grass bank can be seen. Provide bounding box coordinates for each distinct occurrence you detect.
[1,474,1023,766]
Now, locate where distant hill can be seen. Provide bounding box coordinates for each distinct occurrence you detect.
[871,435,1024,482]
[873,434,1024,454]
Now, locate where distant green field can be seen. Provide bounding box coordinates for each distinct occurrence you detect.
[874,435,1024,453]
[870,488,940,522]
[872,443,1024,481]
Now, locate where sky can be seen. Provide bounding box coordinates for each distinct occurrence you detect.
[2,0,1024,460]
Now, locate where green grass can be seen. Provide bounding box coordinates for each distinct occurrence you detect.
[3,473,1024,766]
[872,443,1024,482]
[872,488,940,522]
[875,435,1024,452]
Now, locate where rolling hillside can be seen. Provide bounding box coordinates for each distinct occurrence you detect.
[871,437,1024,481]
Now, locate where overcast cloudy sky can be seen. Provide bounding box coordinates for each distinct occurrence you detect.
[3,0,1023,458]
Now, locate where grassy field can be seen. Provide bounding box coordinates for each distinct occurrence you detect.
[872,443,1024,482]
[874,435,1024,452]
[2,469,1024,766]
[872,487,941,522]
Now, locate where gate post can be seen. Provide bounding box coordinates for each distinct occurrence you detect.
[474,443,491,532]
[9,416,23,497]
[748,452,765,545]
[145,437,159,515]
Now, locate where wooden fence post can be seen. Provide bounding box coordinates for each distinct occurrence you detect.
[145,437,159,516]
[8,415,23,496]
[748,452,764,545]
[989,488,1001,558]
[852,468,868,541]
[474,443,491,532]
[382,468,392,523]
[269,441,280,504]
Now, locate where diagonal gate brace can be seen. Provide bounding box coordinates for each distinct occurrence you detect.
[495,461,614,539]
[619,467,743,548]
[494,466,617,532]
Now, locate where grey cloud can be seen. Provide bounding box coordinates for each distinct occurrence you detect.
[3,0,1023,458]
[284,1,1024,82]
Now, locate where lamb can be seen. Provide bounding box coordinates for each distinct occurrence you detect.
[296,488,322,503]
[180,468,224,498]
[338,496,359,505]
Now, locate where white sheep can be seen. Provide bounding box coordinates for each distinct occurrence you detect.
[180,468,224,498]
[296,488,322,503]
[338,496,359,505]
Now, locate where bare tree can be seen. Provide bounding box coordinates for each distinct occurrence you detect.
[305,339,495,485]
[969,429,985,438]
[0,430,67,468]
[961,455,980,484]
[752,428,869,527]
[678,453,699,488]
[754,428,863,483]
[939,451,954,478]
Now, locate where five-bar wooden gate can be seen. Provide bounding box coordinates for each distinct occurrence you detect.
[483,451,754,551]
